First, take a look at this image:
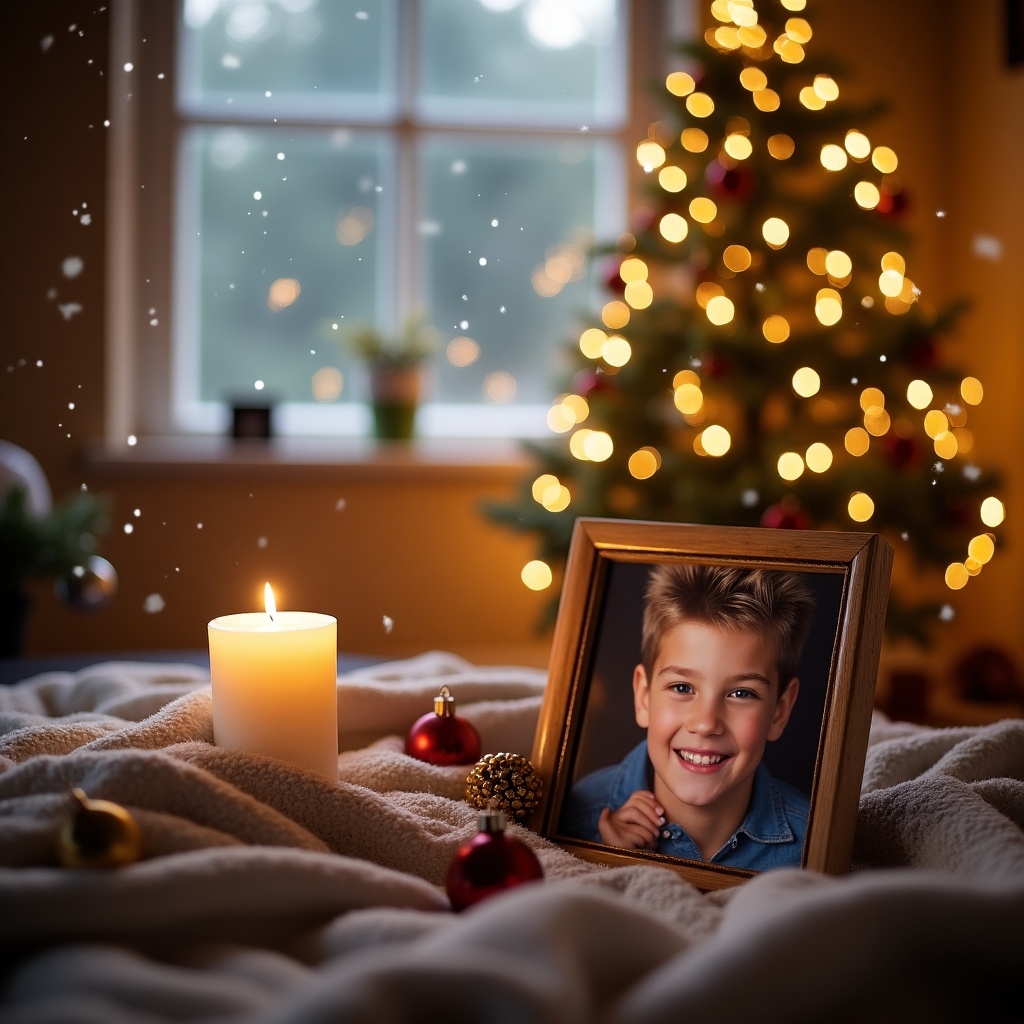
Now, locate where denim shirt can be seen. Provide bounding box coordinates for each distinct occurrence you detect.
[560,740,808,871]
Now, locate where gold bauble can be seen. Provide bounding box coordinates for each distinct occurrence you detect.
[56,787,142,869]
[465,752,543,822]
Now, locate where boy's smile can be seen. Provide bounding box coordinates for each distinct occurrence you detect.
[633,619,799,856]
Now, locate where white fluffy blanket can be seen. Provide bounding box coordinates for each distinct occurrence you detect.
[1,651,1022,1023]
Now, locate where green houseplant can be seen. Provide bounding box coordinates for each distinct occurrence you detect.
[344,313,439,440]
[0,481,111,657]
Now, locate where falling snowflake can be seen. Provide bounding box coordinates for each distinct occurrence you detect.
[58,303,83,320]
[972,235,1003,261]
[143,594,165,614]
[62,256,84,278]
[938,605,956,622]
[382,615,394,635]
[257,536,268,548]
[335,498,346,511]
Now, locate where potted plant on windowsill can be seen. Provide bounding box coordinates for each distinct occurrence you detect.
[344,314,439,441]
[0,442,114,657]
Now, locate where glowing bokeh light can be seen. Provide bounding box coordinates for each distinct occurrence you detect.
[762,217,790,248]
[872,146,898,173]
[674,382,704,415]
[845,426,870,456]
[686,92,715,117]
[981,497,1005,527]
[268,277,301,311]
[636,140,666,170]
[446,336,480,367]
[961,376,984,405]
[968,534,995,564]
[601,300,630,329]
[666,71,696,96]
[628,447,662,479]
[579,327,607,359]
[701,424,731,456]
[311,366,343,402]
[944,562,969,590]
[659,213,689,243]
[854,181,881,209]
[906,379,933,410]
[681,128,710,152]
[825,250,852,278]
[723,244,752,272]
[706,294,735,325]
[689,197,718,223]
[806,442,833,473]
[658,166,688,192]
[522,560,553,591]
[602,335,632,366]
[792,366,821,397]
[778,451,805,480]
[848,492,875,522]
[820,144,847,171]
[763,314,790,343]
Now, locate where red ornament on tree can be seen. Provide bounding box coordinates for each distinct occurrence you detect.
[705,159,752,200]
[908,335,938,369]
[602,260,627,295]
[761,497,813,530]
[572,368,614,400]
[404,685,482,766]
[883,432,921,468]
[876,186,909,217]
[446,805,544,912]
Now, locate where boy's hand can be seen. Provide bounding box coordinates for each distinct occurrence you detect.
[597,790,665,850]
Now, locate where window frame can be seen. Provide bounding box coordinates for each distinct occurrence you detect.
[105,0,686,450]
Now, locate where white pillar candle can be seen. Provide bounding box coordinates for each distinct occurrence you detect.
[208,584,338,780]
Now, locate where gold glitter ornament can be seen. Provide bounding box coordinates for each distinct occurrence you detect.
[465,752,543,822]
[56,787,142,869]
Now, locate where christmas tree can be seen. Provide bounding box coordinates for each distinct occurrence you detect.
[488,0,1005,647]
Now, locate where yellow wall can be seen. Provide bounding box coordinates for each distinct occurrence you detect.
[2,0,1021,676]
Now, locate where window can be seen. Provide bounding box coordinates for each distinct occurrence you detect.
[109,1,675,442]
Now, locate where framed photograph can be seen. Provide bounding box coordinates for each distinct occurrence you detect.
[529,518,893,892]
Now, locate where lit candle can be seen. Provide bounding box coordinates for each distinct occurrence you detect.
[208,583,338,780]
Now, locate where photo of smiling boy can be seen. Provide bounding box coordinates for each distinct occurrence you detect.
[561,563,816,870]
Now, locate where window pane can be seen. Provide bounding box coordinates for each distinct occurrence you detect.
[178,0,399,120]
[418,0,625,128]
[175,126,392,418]
[421,135,615,409]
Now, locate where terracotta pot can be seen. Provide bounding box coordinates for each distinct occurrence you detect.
[369,365,424,440]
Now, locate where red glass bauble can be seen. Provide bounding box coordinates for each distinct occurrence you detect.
[701,352,731,378]
[877,187,909,217]
[705,160,752,200]
[908,336,938,369]
[761,499,813,530]
[404,686,482,766]
[446,808,544,912]
[883,433,920,468]
[572,368,613,399]
[602,261,627,295]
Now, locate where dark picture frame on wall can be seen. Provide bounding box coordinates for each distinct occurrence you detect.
[528,518,893,893]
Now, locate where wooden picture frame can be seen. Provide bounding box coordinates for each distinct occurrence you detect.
[529,518,894,892]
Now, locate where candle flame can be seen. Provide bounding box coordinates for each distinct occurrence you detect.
[264,582,277,622]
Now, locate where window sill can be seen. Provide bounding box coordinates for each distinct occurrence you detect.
[82,436,536,483]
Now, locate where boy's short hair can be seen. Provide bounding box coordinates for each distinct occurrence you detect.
[640,563,815,689]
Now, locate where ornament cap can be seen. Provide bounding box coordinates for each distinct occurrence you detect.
[434,685,456,717]
[477,803,506,834]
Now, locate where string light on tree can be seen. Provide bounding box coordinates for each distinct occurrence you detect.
[487,0,1005,648]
